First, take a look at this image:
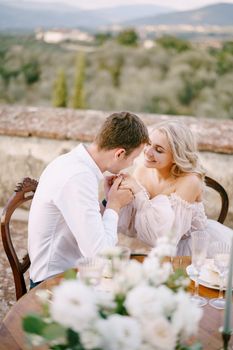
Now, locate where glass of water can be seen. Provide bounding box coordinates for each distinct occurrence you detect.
[209,241,230,309]
[190,230,209,307]
[99,246,131,278]
[76,257,105,286]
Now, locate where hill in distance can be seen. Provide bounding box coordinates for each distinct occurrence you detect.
[0,1,173,30]
[126,3,233,27]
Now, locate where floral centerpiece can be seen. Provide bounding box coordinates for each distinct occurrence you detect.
[23,238,203,350]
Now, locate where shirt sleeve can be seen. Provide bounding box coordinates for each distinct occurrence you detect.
[54,172,118,256]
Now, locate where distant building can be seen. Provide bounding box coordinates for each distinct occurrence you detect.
[35,29,94,43]
[143,40,155,49]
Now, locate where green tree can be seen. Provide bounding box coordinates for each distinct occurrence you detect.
[52,69,68,108]
[222,41,233,54]
[95,32,112,45]
[216,52,233,75]
[117,29,138,46]
[109,55,124,87]
[72,53,86,109]
[156,36,191,53]
[22,59,40,85]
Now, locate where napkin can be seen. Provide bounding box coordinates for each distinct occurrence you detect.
[199,259,221,286]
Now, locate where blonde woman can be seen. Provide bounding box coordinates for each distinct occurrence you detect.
[117,120,233,255]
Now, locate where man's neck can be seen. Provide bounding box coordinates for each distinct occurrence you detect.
[86,143,110,173]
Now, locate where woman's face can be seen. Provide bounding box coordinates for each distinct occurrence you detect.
[144,129,174,170]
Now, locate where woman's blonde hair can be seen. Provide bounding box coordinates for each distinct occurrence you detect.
[153,120,205,179]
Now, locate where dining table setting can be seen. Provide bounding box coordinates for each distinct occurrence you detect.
[1,239,233,350]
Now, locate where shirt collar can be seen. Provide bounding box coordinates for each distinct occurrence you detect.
[74,143,103,181]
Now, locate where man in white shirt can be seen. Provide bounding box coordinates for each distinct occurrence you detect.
[28,111,149,286]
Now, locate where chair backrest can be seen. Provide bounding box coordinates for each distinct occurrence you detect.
[1,177,38,300]
[204,176,229,224]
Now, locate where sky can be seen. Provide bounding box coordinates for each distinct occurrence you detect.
[13,0,233,10]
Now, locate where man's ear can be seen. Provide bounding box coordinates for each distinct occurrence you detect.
[115,148,126,159]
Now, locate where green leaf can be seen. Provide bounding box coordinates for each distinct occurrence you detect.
[22,314,47,335]
[166,268,188,292]
[176,342,203,350]
[67,328,81,346]
[64,269,77,280]
[50,345,68,350]
[114,294,128,315]
[42,322,66,341]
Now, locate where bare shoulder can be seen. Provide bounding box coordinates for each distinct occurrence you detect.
[175,173,203,203]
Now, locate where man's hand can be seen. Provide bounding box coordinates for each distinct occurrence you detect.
[107,176,134,213]
[103,175,118,199]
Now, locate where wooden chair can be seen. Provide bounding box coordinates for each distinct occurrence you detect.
[1,177,38,300]
[204,175,229,224]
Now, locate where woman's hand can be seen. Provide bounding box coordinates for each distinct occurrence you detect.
[119,174,142,195]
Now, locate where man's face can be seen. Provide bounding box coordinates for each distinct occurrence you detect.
[109,144,145,174]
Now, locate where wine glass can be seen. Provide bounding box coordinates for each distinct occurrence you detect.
[190,230,209,307]
[209,241,230,309]
[76,257,105,286]
[99,246,131,278]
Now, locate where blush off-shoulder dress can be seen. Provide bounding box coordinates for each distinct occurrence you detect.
[118,189,233,256]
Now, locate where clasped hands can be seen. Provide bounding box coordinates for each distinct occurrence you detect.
[104,173,142,210]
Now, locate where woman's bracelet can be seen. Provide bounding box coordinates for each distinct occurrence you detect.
[102,199,107,207]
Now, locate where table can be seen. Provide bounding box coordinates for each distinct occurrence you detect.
[0,256,232,350]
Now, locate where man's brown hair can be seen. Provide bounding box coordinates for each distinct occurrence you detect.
[95,111,149,155]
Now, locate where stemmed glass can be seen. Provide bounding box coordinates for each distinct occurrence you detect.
[76,257,105,286]
[190,230,209,307]
[209,241,230,310]
[100,246,131,278]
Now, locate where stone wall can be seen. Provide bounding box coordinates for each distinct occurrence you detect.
[0,105,233,228]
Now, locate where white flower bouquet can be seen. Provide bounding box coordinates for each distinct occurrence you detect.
[23,242,203,350]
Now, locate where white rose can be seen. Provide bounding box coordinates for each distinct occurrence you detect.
[143,258,171,286]
[80,327,103,350]
[152,285,176,317]
[50,280,98,333]
[142,317,177,350]
[97,314,141,350]
[95,290,116,311]
[140,343,154,350]
[125,285,163,320]
[113,260,144,294]
[172,290,203,340]
[150,243,176,258]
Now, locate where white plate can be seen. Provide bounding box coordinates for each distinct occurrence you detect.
[186,264,228,291]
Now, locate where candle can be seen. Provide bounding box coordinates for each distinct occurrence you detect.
[223,236,233,335]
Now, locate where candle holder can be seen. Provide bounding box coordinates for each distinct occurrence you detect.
[219,328,232,350]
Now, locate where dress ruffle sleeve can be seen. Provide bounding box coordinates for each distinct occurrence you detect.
[118,191,203,250]
[118,189,233,256]
[118,190,177,247]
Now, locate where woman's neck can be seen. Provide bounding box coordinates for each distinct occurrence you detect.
[155,167,174,182]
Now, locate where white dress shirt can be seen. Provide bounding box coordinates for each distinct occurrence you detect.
[28,144,118,282]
